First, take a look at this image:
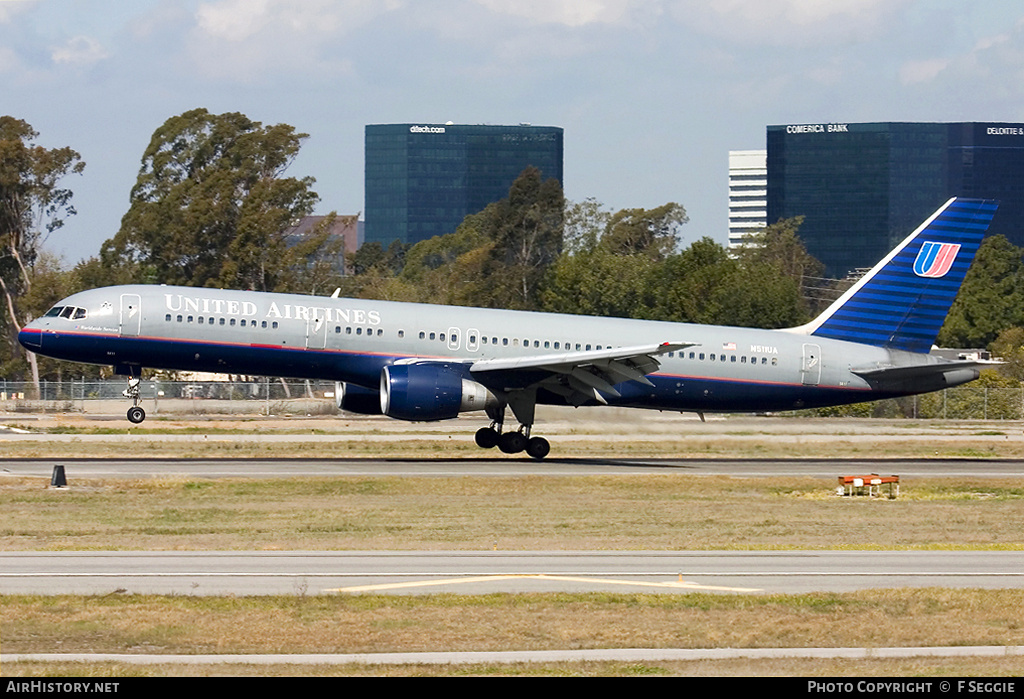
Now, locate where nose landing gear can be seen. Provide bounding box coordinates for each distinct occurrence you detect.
[123,376,146,424]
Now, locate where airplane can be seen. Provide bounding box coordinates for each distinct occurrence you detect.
[18,197,999,459]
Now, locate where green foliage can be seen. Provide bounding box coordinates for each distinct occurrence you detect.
[99,108,329,292]
[0,116,85,383]
[939,235,1024,348]
[543,207,816,328]
[356,167,564,311]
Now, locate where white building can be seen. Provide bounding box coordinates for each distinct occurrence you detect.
[728,150,767,249]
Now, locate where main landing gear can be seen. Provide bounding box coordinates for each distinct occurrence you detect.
[123,376,146,424]
[474,423,550,459]
[473,396,550,459]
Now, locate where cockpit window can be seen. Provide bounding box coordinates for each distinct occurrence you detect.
[44,305,87,320]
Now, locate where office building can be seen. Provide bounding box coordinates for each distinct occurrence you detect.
[766,122,1024,277]
[728,150,767,248]
[365,123,564,247]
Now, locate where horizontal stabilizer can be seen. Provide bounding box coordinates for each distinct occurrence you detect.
[851,358,1000,388]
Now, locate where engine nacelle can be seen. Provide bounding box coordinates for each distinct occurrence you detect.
[335,381,383,415]
[380,364,500,421]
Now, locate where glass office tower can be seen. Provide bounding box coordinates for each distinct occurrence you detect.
[767,122,1024,277]
[365,123,564,247]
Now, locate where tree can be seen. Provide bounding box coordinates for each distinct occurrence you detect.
[599,202,688,260]
[0,117,85,387]
[938,235,1024,348]
[479,166,564,310]
[353,167,565,311]
[101,108,328,292]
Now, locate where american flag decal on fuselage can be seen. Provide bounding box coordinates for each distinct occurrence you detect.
[913,241,961,278]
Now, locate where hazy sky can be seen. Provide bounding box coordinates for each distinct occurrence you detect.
[3,0,1024,264]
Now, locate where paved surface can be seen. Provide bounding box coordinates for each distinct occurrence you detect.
[6,646,1024,666]
[3,550,1023,596]
[4,456,1024,478]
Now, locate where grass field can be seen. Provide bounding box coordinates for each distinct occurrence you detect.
[3,413,1024,676]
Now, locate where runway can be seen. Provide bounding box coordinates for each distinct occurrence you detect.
[4,456,1024,478]
[3,550,1023,596]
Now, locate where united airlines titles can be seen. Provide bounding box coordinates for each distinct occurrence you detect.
[164,294,381,325]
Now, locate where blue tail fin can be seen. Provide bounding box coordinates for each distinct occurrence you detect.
[796,197,998,353]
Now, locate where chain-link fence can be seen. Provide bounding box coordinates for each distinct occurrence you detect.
[0,379,339,416]
[4,379,1024,419]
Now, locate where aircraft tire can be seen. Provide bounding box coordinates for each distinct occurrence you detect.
[475,427,499,449]
[498,431,527,454]
[526,436,550,460]
[127,406,146,424]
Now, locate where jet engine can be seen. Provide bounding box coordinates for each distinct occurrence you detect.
[380,364,500,421]
[334,381,383,415]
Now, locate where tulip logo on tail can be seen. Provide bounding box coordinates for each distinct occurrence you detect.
[913,241,961,278]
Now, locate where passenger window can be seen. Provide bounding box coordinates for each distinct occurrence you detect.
[165,314,171,322]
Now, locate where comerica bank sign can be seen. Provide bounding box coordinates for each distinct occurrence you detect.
[786,124,849,134]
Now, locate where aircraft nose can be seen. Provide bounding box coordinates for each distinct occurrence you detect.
[18,319,43,350]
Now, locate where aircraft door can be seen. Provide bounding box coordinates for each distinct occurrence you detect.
[306,314,328,350]
[447,327,461,352]
[801,343,821,385]
[119,294,142,337]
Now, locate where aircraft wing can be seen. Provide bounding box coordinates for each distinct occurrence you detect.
[469,341,696,405]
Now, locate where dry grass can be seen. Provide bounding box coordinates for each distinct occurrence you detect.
[3,589,1024,656]
[4,412,1024,459]
[1,475,1023,551]
[4,657,1024,677]
[3,416,1024,676]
